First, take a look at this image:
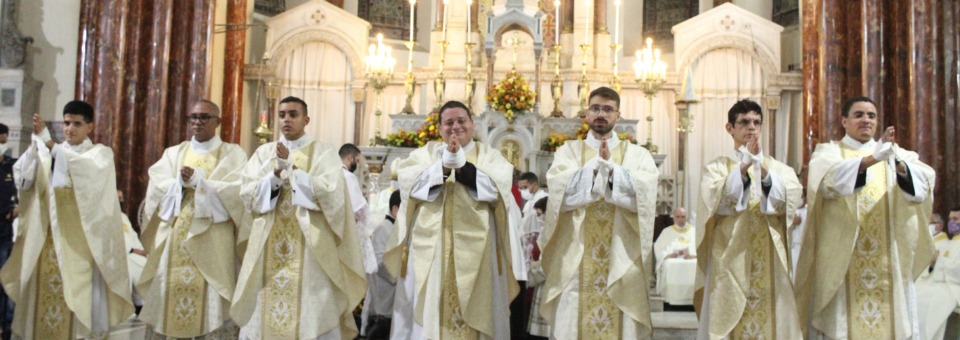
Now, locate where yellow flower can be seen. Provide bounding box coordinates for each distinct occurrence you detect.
[419,132,426,138]
[429,125,435,131]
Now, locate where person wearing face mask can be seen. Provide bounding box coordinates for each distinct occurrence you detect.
[232,96,366,339]
[540,87,660,339]
[518,172,547,265]
[526,197,550,339]
[915,206,960,339]
[339,143,377,272]
[796,96,936,340]
[385,100,522,339]
[136,99,248,338]
[0,102,134,339]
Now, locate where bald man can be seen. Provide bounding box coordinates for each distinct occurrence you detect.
[654,207,697,306]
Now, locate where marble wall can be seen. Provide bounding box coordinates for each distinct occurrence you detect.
[803,0,960,217]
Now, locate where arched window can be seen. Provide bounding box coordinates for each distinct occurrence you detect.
[358,0,414,40]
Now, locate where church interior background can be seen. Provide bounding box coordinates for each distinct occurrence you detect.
[2,0,958,309]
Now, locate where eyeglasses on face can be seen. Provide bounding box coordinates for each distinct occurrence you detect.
[186,113,217,123]
[588,105,619,115]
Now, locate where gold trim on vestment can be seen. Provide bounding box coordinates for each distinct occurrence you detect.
[260,146,312,340]
[841,146,894,339]
[33,233,72,339]
[731,169,776,339]
[161,147,219,336]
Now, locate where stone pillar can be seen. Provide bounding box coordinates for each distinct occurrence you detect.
[76,0,214,226]
[803,0,960,218]
[221,0,247,143]
[563,0,574,33]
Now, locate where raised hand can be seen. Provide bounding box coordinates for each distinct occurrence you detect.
[747,134,762,156]
[276,142,289,160]
[599,137,610,160]
[32,112,44,135]
[180,166,195,183]
[881,126,896,144]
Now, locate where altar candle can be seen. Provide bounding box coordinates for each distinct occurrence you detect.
[442,0,449,42]
[466,0,472,44]
[584,0,590,44]
[409,0,416,42]
[614,0,621,45]
[259,110,267,123]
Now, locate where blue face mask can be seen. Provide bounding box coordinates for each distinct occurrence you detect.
[949,220,960,235]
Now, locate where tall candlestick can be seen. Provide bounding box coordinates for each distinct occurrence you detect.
[409,0,416,42]
[466,0,472,44]
[442,0,449,41]
[554,0,560,45]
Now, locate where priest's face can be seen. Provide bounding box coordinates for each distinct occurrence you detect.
[62,113,93,146]
[725,111,762,147]
[438,107,474,146]
[673,207,687,226]
[188,102,220,143]
[278,102,309,140]
[841,101,878,143]
[587,96,620,136]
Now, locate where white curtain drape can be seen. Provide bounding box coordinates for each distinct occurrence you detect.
[275,41,355,146]
[619,87,679,180]
[683,48,765,217]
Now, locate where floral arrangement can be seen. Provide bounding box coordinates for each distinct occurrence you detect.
[575,118,590,139]
[486,70,536,122]
[384,113,443,147]
[542,132,572,152]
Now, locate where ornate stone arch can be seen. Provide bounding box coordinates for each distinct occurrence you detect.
[268,29,364,81]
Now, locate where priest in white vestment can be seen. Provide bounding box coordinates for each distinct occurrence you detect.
[695,99,803,340]
[655,207,696,306]
[916,219,960,340]
[795,96,936,340]
[0,102,134,339]
[362,190,401,338]
[518,172,547,268]
[384,100,520,340]
[231,96,366,340]
[138,100,248,338]
[541,87,660,339]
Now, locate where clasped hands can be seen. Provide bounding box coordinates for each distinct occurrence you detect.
[441,137,466,176]
[273,142,299,178]
[739,135,767,179]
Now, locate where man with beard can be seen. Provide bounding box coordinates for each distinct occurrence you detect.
[232,96,366,339]
[540,87,659,339]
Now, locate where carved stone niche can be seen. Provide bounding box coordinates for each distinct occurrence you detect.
[0,0,39,156]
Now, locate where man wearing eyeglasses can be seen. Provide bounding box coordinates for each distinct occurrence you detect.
[540,87,660,339]
[694,99,803,339]
[796,96,936,339]
[137,99,248,338]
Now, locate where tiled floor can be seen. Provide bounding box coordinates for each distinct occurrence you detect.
[652,311,698,340]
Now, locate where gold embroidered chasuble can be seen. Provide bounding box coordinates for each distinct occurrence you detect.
[383,141,519,339]
[232,139,366,339]
[138,140,247,338]
[1,142,134,339]
[796,141,936,340]
[694,156,803,340]
[540,139,659,339]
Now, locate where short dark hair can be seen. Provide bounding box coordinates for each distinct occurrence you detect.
[389,190,402,210]
[589,87,620,108]
[519,172,539,185]
[437,100,472,123]
[727,99,763,125]
[951,206,960,213]
[0,123,8,135]
[63,100,95,123]
[279,96,308,115]
[339,143,361,159]
[841,96,876,118]
[192,98,221,116]
[533,197,548,212]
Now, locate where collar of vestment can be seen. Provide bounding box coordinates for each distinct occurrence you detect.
[190,135,222,154]
[585,130,620,150]
[673,223,692,232]
[841,135,876,150]
[60,138,94,154]
[386,215,396,224]
[280,135,313,151]
[727,146,764,163]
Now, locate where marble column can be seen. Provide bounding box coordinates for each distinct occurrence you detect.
[594,0,606,33]
[803,0,960,219]
[76,0,214,227]
[221,0,247,143]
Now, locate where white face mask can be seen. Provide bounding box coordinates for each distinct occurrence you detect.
[930,224,939,236]
[0,143,8,158]
[390,180,399,189]
[520,188,532,200]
